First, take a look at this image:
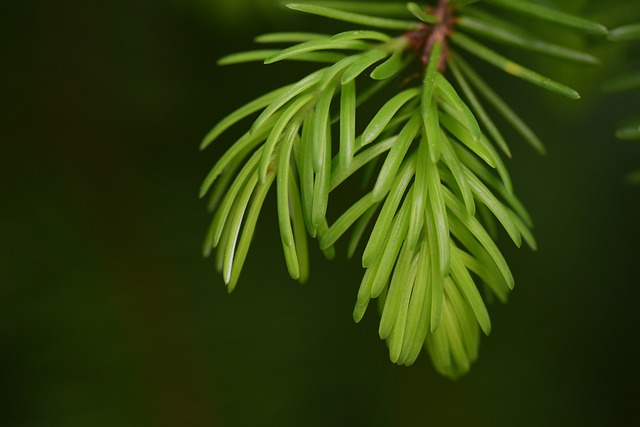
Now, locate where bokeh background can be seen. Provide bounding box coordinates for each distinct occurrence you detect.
[2,0,639,426]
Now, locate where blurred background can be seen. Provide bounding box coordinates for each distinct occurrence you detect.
[2,0,639,426]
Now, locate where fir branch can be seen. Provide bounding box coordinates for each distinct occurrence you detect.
[200,0,606,377]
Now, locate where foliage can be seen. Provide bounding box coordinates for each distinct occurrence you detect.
[606,21,640,183]
[200,0,608,377]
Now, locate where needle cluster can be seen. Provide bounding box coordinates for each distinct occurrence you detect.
[200,0,606,377]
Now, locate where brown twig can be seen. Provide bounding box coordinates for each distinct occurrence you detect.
[405,0,457,71]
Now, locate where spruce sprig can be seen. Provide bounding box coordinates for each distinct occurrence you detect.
[200,0,605,377]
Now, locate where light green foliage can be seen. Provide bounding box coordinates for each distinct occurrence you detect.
[200,0,607,377]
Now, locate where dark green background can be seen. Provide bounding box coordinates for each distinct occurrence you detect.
[2,1,639,426]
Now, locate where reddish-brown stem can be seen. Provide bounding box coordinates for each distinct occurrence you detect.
[404,0,457,72]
